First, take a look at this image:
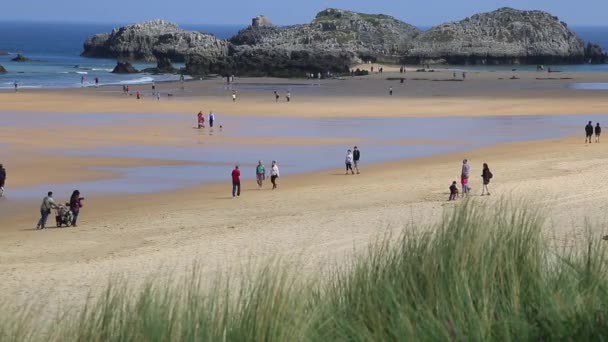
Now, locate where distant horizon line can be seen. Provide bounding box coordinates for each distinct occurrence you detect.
[0,18,606,29]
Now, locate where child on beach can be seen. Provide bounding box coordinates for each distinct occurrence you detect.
[197,111,205,129]
[345,150,355,175]
[449,181,459,201]
[232,91,237,102]
[209,111,215,128]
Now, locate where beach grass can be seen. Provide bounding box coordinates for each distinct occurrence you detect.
[2,200,608,341]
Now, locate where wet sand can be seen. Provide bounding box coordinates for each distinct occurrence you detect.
[1,67,608,316]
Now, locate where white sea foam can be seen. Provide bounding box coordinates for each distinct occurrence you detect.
[91,68,113,72]
[75,71,88,75]
[119,76,154,85]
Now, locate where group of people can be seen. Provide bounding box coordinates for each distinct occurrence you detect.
[197,111,216,129]
[273,91,291,102]
[345,147,362,175]
[585,121,601,143]
[231,161,280,198]
[36,190,84,229]
[449,159,493,201]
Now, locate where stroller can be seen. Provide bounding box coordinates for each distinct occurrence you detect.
[55,203,74,227]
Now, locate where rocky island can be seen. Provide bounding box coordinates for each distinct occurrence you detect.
[81,7,606,77]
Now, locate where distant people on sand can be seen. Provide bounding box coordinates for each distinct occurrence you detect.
[256,161,266,189]
[274,91,280,102]
[595,123,602,143]
[152,81,156,91]
[95,77,99,88]
[286,91,291,102]
[449,181,459,201]
[14,81,18,92]
[81,76,85,86]
[209,111,215,128]
[462,72,466,80]
[586,121,594,143]
[461,159,470,195]
[69,190,84,227]
[353,146,361,174]
[389,86,393,96]
[0,164,5,197]
[231,165,241,198]
[345,149,355,175]
[37,191,58,229]
[136,91,141,100]
[232,91,237,102]
[481,163,493,196]
[197,111,205,129]
[271,161,280,189]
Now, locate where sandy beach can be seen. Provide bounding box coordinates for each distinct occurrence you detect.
[1,67,608,315]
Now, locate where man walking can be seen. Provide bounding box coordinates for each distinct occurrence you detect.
[256,161,266,189]
[231,165,241,198]
[595,122,602,143]
[37,191,58,229]
[353,146,361,174]
[586,121,594,143]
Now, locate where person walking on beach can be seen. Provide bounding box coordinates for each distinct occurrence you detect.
[462,72,467,80]
[232,90,237,102]
[449,181,459,201]
[586,121,594,143]
[270,160,280,189]
[136,91,141,100]
[81,76,85,87]
[13,81,18,92]
[461,159,470,196]
[69,190,84,227]
[286,91,291,102]
[353,146,361,174]
[274,91,280,102]
[231,165,241,198]
[209,111,215,128]
[256,161,266,189]
[95,77,99,88]
[197,111,205,129]
[152,81,156,91]
[37,191,58,229]
[389,86,393,96]
[595,123,602,143]
[0,164,6,197]
[156,92,161,101]
[481,163,493,196]
[345,149,355,175]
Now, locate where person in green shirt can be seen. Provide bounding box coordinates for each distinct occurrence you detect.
[256,161,266,189]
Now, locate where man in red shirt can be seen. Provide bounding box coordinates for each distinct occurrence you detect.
[231,165,241,198]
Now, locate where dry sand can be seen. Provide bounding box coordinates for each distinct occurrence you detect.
[1,68,608,316]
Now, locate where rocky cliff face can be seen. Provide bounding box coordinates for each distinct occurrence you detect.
[231,8,420,62]
[82,20,230,62]
[82,8,603,77]
[402,8,585,65]
[0,65,6,74]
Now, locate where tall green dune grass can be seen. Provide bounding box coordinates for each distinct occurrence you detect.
[2,201,608,341]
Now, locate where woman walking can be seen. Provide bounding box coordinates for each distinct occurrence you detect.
[69,190,84,226]
[270,161,280,189]
[481,163,493,196]
[345,149,355,175]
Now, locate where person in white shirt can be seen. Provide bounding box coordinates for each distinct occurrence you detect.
[270,161,280,189]
[345,149,354,175]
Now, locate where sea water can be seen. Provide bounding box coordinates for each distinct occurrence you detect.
[0,22,607,89]
[0,21,243,89]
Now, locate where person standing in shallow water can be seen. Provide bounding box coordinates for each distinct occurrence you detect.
[231,165,241,198]
[270,161,280,189]
[481,163,493,196]
[595,123,602,143]
[586,121,594,143]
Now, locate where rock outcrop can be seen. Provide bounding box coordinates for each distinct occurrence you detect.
[142,57,177,73]
[402,7,585,65]
[82,20,230,62]
[83,8,604,77]
[585,43,608,64]
[11,54,30,62]
[111,61,139,73]
[0,65,6,74]
[231,8,421,63]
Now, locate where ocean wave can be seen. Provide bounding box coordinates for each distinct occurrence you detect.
[91,68,113,72]
[75,71,88,75]
[119,76,154,85]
